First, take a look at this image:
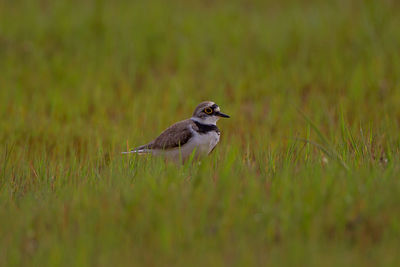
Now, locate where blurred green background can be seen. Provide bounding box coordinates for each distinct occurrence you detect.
[1,0,400,266]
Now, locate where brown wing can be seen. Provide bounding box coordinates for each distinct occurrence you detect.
[139,119,196,150]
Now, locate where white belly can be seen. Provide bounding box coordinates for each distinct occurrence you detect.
[152,131,220,162]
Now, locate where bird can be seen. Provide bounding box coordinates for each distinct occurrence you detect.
[122,101,230,162]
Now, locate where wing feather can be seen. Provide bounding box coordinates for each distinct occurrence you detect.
[135,119,196,150]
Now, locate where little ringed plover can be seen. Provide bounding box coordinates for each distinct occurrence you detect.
[122,101,230,162]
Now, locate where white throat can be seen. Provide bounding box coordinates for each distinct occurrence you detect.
[191,116,219,125]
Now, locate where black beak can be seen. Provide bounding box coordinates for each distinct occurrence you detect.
[215,111,230,118]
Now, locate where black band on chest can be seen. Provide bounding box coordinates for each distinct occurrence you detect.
[193,121,220,134]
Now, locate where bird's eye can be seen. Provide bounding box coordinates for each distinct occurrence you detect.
[204,107,213,114]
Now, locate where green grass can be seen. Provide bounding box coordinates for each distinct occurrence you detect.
[1,0,400,266]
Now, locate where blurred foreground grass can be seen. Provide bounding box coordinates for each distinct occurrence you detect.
[1,0,400,266]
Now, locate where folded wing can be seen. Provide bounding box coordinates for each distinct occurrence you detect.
[122,119,196,154]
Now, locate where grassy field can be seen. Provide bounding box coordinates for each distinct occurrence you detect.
[1,0,400,266]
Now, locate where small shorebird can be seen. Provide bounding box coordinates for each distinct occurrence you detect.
[122,101,230,162]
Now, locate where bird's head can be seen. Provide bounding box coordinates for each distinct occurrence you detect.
[191,101,230,125]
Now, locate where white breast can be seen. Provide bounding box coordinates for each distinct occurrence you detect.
[191,131,220,154]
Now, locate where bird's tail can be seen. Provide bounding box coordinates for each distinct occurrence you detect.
[121,150,135,154]
[121,149,151,155]
[122,144,152,155]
